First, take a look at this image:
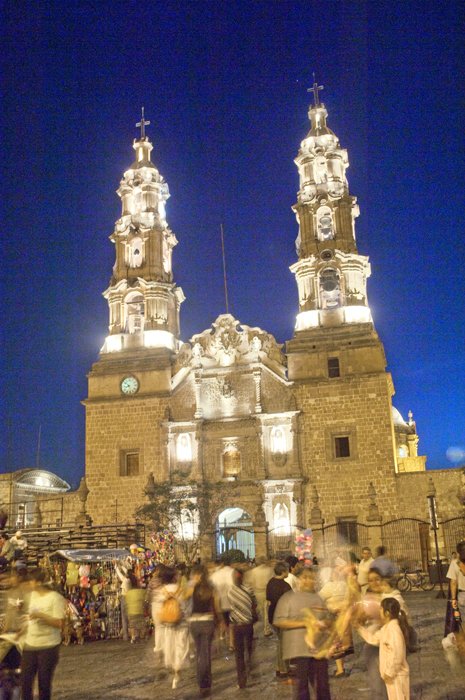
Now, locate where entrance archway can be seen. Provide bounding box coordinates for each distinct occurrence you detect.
[216,507,255,560]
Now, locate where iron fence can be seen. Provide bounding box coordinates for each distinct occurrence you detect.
[440,515,465,557]
[380,518,431,571]
[215,526,255,560]
[267,525,304,558]
[266,515,465,573]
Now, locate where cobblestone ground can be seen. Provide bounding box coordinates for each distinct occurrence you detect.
[52,592,464,700]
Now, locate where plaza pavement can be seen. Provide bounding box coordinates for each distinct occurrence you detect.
[53,591,464,700]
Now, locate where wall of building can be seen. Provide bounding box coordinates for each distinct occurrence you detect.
[395,469,464,520]
[85,396,169,524]
[295,371,399,522]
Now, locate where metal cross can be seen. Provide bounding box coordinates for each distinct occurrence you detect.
[136,106,151,139]
[308,74,324,107]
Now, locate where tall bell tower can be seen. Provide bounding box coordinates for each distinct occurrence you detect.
[101,109,184,355]
[287,81,387,381]
[84,112,184,524]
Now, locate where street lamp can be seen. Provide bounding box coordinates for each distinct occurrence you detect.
[426,476,446,599]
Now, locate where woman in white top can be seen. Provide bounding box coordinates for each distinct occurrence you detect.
[152,566,191,689]
[21,568,66,700]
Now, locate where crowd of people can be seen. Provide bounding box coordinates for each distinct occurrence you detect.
[0,537,464,700]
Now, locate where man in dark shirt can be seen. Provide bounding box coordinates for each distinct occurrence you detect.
[274,567,331,700]
[266,561,291,678]
[228,569,257,689]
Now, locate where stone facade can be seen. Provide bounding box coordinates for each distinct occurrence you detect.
[79,99,463,559]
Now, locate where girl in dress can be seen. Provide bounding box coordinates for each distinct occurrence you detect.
[357,596,410,700]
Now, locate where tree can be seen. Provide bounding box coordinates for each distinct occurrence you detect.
[136,473,242,564]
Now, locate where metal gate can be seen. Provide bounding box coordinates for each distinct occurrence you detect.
[267,526,303,559]
[381,518,430,571]
[216,526,255,560]
[440,516,465,557]
[313,523,371,561]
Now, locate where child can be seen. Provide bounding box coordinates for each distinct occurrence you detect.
[357,596,410,700]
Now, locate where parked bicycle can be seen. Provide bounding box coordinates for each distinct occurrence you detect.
[396,568,435,591]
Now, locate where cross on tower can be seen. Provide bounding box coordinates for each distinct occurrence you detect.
[308,74,324,107]
[136,106,151,139]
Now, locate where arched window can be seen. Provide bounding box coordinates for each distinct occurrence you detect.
[176,433,192,462]
[316,206,334,240]
[125,292,144,333]
[314,156,328,184]
[271,426,286,454]
[319,268,341,309]
[128,237,143,268]
[398,445,408,458]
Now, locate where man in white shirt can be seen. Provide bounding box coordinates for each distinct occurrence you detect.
[284,556,300,592]
[210,557,235,648]
[357,547,374,593]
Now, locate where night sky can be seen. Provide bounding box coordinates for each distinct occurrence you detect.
[2,1,464,488]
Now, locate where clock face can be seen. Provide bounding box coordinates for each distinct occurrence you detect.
[121,376,139,395]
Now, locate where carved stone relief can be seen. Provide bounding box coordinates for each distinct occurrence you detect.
[189,314,286,369]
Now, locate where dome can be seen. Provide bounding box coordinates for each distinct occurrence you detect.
[392,406,407,427]
[14,469,71,493]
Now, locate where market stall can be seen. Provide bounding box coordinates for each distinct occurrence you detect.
[48,548,130,642]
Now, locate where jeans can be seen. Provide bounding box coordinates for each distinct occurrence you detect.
[190,620,215,690]
[273,625,289,674]
[231,623,254,688]
[21,645,60,700]
[294,657,331,700]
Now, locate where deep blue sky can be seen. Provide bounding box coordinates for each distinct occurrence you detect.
[2,1,464,488]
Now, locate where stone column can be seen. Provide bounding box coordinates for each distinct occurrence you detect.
[194,370,203,419]
[366,482,382,551]
[253,369,262,413]
[253,505,269,559]
[308,485,325,560]
[33,502,42,528]
[75,477,93,527]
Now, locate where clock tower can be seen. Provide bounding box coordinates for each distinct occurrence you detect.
[84,112,183,522]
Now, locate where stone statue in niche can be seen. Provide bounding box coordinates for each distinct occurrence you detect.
[314,156,328,184]
[251,336,262,355]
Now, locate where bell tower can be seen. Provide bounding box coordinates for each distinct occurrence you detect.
[287,82,387,381]
[101,108,184,354]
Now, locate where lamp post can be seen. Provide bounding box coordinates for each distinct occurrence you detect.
[426,477,446,599]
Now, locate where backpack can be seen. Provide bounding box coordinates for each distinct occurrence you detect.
[159,586,182,625]
[406,622,419,654]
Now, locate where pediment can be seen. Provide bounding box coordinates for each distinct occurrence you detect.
[174,314,286,373]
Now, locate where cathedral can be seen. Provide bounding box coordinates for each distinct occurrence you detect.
[84,88,434,559]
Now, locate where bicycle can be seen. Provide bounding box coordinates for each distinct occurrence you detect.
[396,568,435,592]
